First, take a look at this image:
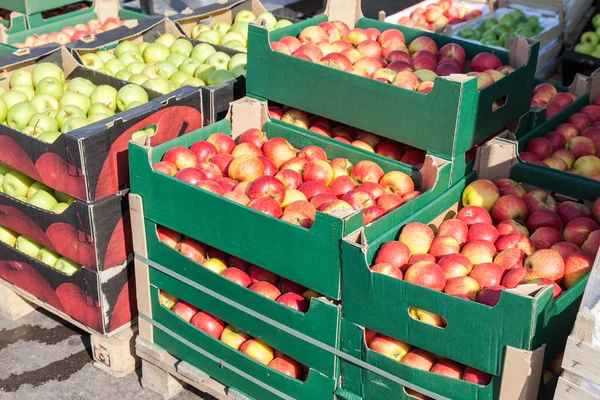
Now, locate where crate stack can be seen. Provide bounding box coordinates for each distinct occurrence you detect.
[0,41,206,376]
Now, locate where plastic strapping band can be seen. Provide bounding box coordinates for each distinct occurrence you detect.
[136,253,452,400]
[138,312,293,400]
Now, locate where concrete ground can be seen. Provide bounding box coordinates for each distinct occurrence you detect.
[0,308,209,400]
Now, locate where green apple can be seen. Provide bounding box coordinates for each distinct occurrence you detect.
[143,77,172,94]
[142,66,163,79]
[230,65,246,78]
[169,81,177,91]
[213,22,232,37]
[55,257,80,275]
[170,38,193,57]
[575,42,595,55]
[482,18,498,30]
[104,59,127,75]
[11,85,34,101]
[181,77,205,87]
[582,32,600,47]
[15,236,42,258]
[54,191,74,204]
[118,50,143,66]
[35,77,64,100]
[88,114,109,123]
[37,247,60,266]
[458,28,476,39]
[179,58,203,75]
[97,68,114,76]
[169,71,192,87]
[0,86,6,95]
[115,40,140,58]
[0,164,11,175]
[37,131,62,143]
[206,52,231,70]
[117,84,149,111]
[25,181,51,199]
[197,30,221,45]
[51,203,70,213]
[28,189,58,210]
[67,77,96,97]
[275,19,293,29]
[32,62,64,87]
[2,90,29,109]
[257,12,277,30]
[125,101,143,111]
[143,43,170,63]
[127,61,146,74]
[28,113,58,132]
[138,42,149,54]
[207,69,236,86]
[7,102,36,130]
[228,53,247,71]
[155,33,177,48]
[527,16,539,28]
[10,70,33,89]
[131,130,147,139]
[61,117,89,133]
[191,24,210,39]
[80,53,104,70]
[594,14,600,29]
[194,65,216,81]
[592,49,600,58]
[30,94,58,113]
[3,170,34,198]
[43,109,58,119]
[223,41,246,52]
[498,14,515,28]
[129,74,150,85]
[116,70,133,81]
[97,50,116,63]
[0,226,18,247]
[56,105,86,129]
[510,9,526,22]
[59,91,91,115]
[166,53,187,69]
[90,85,118,111]
[234,10,256,23]
[154,61,178,78]
[89,103,115,116]
[23,125,43,136]
[229,22,249,39]
[220,32,246,47]
[0,97,7,122]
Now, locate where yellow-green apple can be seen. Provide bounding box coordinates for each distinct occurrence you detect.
[408,306,445,327]
[573,155,600,177]
[495,233,534,255]
[525,249,564,282]
[201,258,227,274]
[491,195,528,223]
[438,254,473,279]
[2,170,34,198]
[284,200,316,221]
[437,219,468,246]
[469,262,504,287]
[268,356,303,379]
[526,210,563,233]
[404,261,446,291]
[281,109,310,129]
[444,276,479,300]
[369,333,410,361]
[461,179,500,212]
[428,236,460,259]
[461,240,496,265]
[240,339,275,365]
[32,62,64,86]
[318,199,354,212]
[463,367,492,385]
[172,300,199,322]
[176,238,206,263]
[399,222,435,255]
[277,292,309,312]
[248,197,283,218]
[0,226,18,247]
[476,285,506,307]
[191,311,226,339]
[330,158,353,179]
[494,248,525,270]
[7,102,37,130]
[159,291,178,309]
[467,223,499,243]
[431,358,464,379]
[298,181,332,200]
[401,348,437,370]
[530,227,563,250]
[563,250,595,288]
[523,190,556,214]
[496,220,529,236]
[374,241,410,268]
[249,281,281,301]
[28,190,58,211]
[457,206,492,226]
[228,155,265,182]
[220,325,250,349]
[563,217,599,247]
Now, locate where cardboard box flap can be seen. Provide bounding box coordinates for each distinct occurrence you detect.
[325,0,364,28]
[226,97,270,139]
[420,155,443,192]
[94,0,121,25]
[589,68,600,102]
[474,133,518,181]
[0,42,61,69]
[507,36,536,69]
[172,0,267,34]
[568,72,592,99]
[499,345,545,400]
[0,46,79,82]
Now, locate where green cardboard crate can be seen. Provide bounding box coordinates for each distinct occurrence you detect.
[0,43,16,54]
[129,98,452,300]
[134,212,341,380]
[144,282,338,400]
[341,142,593,378]
[246,0,539,184]
[0,0,80,16]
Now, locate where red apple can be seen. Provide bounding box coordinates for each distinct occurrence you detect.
[220,267,252,287]
[495,233,534,255]
[444,275,480,300]
[404,261,446,291]
[563,217,599,247]
[164,146,198,170]
[277,292,309,312]
[153,161,178,176]
[401,348,437,371]
[190,141,218,162]
[477,285,506,307]
[527,210,563,233]
[438,219,468,245]
[191,311,226,339]
[438,254,473,278]
[563,250,595,288]
[467,223,499,244]
[494,248,525,270]
[463,367,492,385]
[525,249,565,282]
[249,281,281,300]
[176,238,207,263]
[461,240,496,265]
[523,190,557,214]
[530,227,563,250]
[375,241,411,268]
[457,206,493,226]
[172,301,199,322]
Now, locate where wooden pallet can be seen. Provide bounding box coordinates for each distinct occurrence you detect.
[136,336,251,400]
[0,280,139,378]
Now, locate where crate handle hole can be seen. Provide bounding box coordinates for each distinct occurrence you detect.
[492,95,508,112]
[408,306,447,329]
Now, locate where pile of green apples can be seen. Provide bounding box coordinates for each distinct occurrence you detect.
[0,225,81,275]
[574,15,600,57]
[191,10,292,51]
[0,163,75,213]
[457,8,542,47]
[80,34,247,91]
[0,62,150,144]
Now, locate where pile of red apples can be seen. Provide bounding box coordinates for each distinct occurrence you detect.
[161,291,308,380]
[157,225,321,313]
[522,95,600,178]
[270,21,514,93]
[14,17,124,48]
[396,0,484,32]
[153,129,419,226]
[371,178,600,309]
[368,330,492,392]
[530,83,579,118]
[269,105,426,165]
